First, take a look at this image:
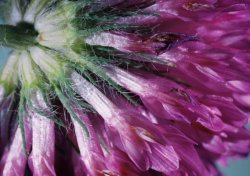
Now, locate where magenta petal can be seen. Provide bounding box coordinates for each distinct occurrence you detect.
[120,133,150,171]
[162,125,207,175]
[72,107,106,176]
[29,115,56,176]
[104,147,142,176]
[0,85,4,103]
[1,116,32,176]
[227,80,250,93]
[71,150,85,176]
[150,145,179,174]
[0,96,14,154]
[26,91,56,176]
[233,94,250,107]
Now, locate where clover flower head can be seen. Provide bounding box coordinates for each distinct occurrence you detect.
[0,0,250,175]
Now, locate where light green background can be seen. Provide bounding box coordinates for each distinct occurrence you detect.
[0,47,11,71]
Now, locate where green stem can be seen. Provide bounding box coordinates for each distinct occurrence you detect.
[0,23,38,49]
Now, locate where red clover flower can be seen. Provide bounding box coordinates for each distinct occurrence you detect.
[0,0,249,175]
